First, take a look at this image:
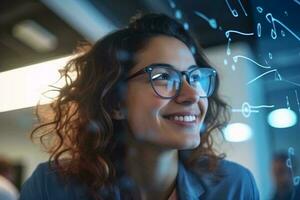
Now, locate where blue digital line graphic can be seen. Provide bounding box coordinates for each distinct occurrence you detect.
[286,96,291,109]
[233,55,272,69]
[225,0,247,17]
[266,13,278,39]
[251,104,275,109]
[274,70,282,81]
[264,58,269,65]
[168,1,190,31]
[247,69,280,85]
[225,0,239,17]
[257,23,261,37]
[231,64,236,71]
[266,13,300,41]
[268,52,273,59]
[168,0,176,8]
[286,147,300,186]
[225,30,254,38]
[295,90,300,115]
[232,102,274,118]
[226,38,231,55]
[281,79,300,87]
[256,6,263,13]
[237,0,248,16]
[247,70,300,87]
[224,59,228,65]
[294,0,300,6]
[194,11,218,29]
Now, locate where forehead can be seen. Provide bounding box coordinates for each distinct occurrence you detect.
[133,36,196,72]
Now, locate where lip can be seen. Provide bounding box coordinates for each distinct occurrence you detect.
[163,112,200,117]
[165,118,197,127]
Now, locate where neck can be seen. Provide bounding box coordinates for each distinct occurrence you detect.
[125,139,178,200]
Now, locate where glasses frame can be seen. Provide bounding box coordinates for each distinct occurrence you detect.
[125,63,217,99]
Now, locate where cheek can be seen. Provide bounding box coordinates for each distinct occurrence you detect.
[125,85,167,137]
[200,98,209,119]
[127,102,166,141]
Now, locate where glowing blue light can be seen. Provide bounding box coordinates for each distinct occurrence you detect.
[175,9,182,19]
[224,123,252,142]
[268,108,297,128]
[190,46,196,54]
[183,22,189,30]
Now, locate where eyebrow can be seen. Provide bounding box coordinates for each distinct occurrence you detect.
[149,63,198,70]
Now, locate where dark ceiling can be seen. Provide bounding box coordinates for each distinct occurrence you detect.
[0,0,84,72]
[0,0,255,72]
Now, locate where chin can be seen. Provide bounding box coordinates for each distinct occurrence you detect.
[180,134,201,149]
[178,141,200,150]
[163,138,200,150]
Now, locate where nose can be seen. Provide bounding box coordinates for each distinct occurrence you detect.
[174,78,199,105]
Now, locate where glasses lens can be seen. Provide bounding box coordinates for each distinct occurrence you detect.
[189,68,216,97]
[150,67,180,98]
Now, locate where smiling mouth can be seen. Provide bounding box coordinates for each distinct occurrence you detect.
[163,114,199,126]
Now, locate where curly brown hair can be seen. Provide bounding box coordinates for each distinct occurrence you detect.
[32,13,230,199]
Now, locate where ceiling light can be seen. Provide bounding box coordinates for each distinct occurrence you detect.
[12,20,58,52]
[223,123,252,142]
[41,0,116,42]
[0,55,74,112]
[268,108,297,128]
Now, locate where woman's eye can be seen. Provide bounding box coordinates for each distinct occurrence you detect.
[191,74,201,81]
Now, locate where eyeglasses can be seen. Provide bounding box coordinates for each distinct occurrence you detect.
[125,63,217,99]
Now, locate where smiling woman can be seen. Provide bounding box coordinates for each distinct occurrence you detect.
[19,13,259,200]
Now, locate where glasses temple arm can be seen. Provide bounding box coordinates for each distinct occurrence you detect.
[125,69,146,81]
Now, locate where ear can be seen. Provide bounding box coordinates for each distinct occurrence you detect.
[111,109,126,120]
[111,103,126,120]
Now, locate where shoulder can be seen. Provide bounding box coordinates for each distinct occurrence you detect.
[216,160,259,199]
[19,162,59,200]
[19,162,84,200]
[19,162,46,199]
[217,159,255,180]
[198,159,260,199]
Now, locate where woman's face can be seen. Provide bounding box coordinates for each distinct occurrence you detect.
[123,36,208,150]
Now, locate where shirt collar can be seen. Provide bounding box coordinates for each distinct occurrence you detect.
[176,160,205,200]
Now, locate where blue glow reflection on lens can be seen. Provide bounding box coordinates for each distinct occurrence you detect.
[268,108,297,128]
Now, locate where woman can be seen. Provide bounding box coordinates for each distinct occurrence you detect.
[20,13,259,200]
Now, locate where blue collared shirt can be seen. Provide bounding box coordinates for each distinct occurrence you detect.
[20,159,259,199]
[176,159,259,200]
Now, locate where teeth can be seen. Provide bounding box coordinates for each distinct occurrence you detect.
[171,115,196,122]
